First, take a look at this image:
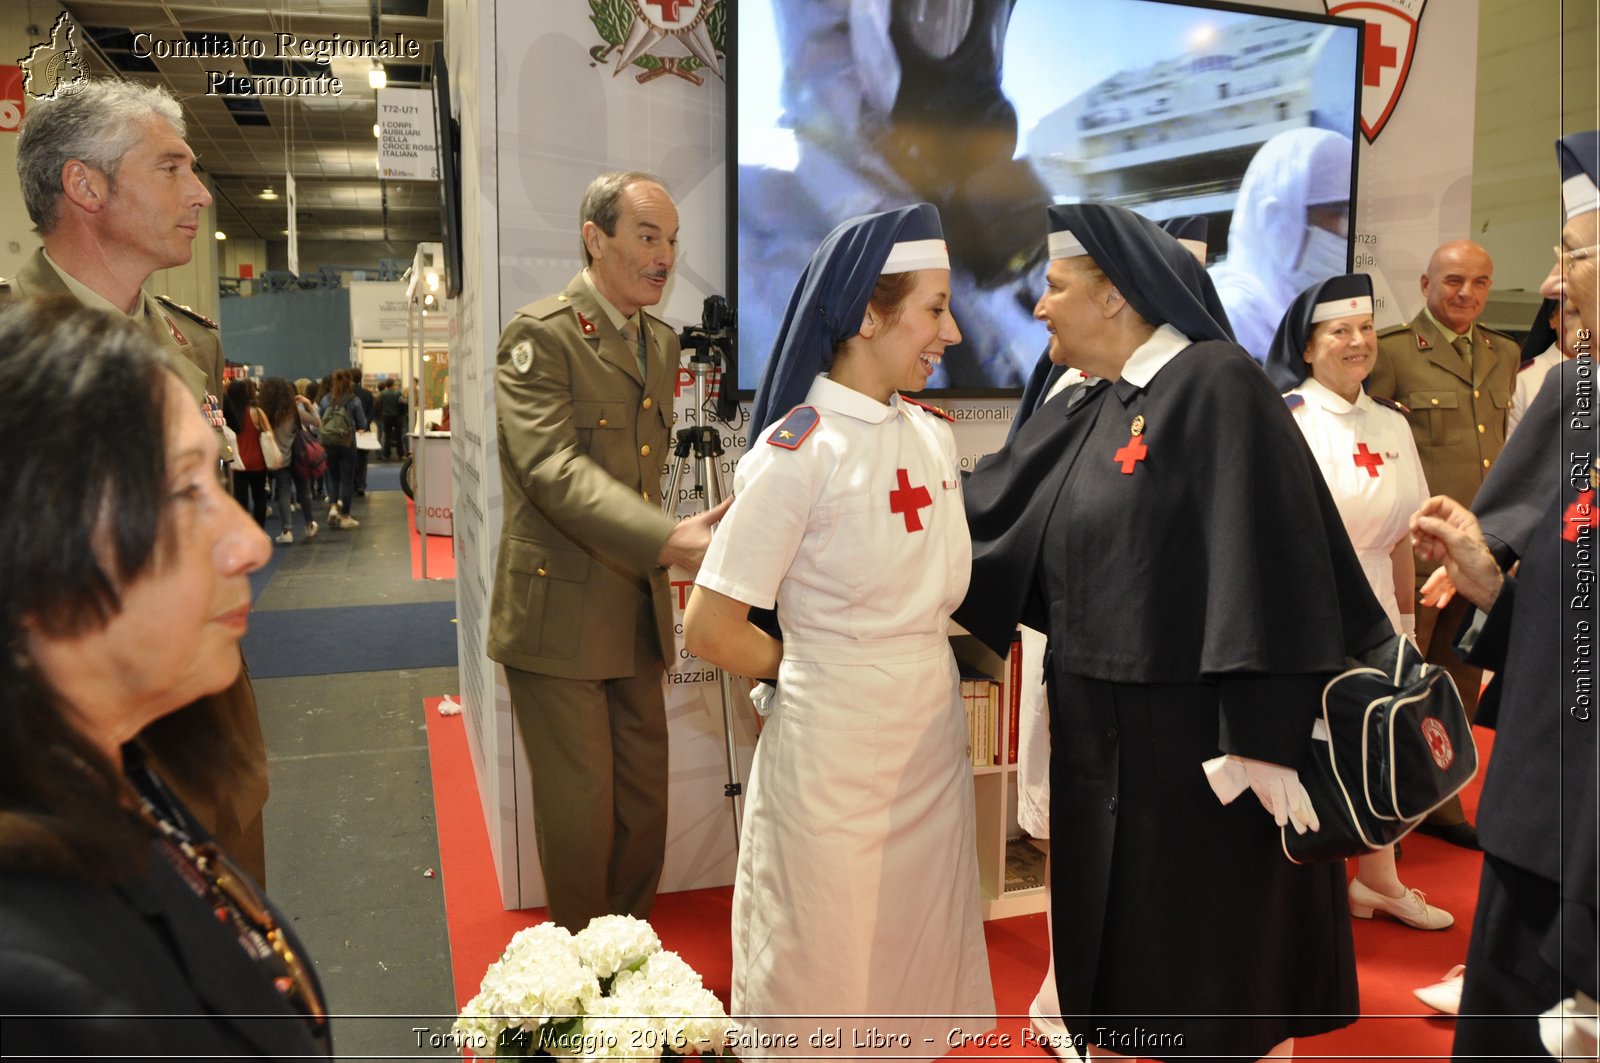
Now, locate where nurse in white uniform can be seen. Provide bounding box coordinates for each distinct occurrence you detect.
[1265,273,1453,932]
[684,204,995,1059]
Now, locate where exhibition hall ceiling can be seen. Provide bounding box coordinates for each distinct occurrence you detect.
[51,0,445,245]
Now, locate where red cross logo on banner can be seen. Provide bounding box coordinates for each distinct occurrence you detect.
[1113,435,1148,474]
[1363,21,1397,86]
[889,468,932,532]
[1562,489,1597,543]
[645,0,692,21]
[1326,0,1427,143]
[1353,442,1384,477]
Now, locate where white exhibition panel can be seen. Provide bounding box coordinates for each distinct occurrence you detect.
[446,0,1478,911]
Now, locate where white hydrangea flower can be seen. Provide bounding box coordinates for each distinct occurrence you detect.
[573,914,662,978]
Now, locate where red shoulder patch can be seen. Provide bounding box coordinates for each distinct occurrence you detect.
[901,395,955,421]
[1284,394,1306,412]
[767,405,820,450]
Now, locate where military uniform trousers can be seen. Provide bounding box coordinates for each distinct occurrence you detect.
[503,601,668,930]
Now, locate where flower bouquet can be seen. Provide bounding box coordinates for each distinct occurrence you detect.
[453,915,733,1060]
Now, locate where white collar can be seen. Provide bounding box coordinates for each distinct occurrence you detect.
[805,374,895,424]
[1118,323,1192,387]
[1298,375,1371,415]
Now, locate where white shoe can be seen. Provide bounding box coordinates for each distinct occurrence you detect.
[337,513,360,528]
[1349,878,1454,929]
[274,530,294,545]
[1414,964,1466,1015]
[1028,995,1080,1060]
[305,520,319,539]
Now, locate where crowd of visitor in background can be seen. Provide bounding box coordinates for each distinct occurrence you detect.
[219,369,415,542]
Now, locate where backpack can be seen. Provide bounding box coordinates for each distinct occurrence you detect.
[292,425,328,481]
[320,398,355,447]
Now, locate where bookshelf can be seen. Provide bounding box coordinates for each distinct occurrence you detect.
[955,631,1047,922]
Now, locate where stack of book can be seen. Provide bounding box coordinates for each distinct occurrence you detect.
[959,635,1023,768]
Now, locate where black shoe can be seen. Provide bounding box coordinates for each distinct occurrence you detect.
[1415,821,1481,850]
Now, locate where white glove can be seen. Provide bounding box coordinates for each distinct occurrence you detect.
[1242,758,1321,834]
[749,682,776,718]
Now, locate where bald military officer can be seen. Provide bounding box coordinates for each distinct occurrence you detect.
[1366,238,1519,849]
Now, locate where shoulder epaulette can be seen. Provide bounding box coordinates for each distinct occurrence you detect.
[1370,394,1410,415]
[154,295,218,331]
[1284,394,1306,411]
[901,395,955,422]
[767,405,820,449]
[1479,324,1518,345]
[523,292,573,321]
[1376,323,1411,338]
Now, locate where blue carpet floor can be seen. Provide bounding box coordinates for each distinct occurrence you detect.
[243,599,458,678]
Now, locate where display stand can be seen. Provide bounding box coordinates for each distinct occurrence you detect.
[412,429,453,536]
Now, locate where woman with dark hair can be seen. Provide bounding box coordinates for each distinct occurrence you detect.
[223,378,269,526]
[683,204,994,1056]
[1265,273,1451,933]
[958,204,1391,1060]
[258,376,321,544]
[318,368,367,529]
[0,298,329,1057]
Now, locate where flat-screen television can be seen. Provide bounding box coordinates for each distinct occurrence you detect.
[432,41,464,299]
[734,0,1363,393]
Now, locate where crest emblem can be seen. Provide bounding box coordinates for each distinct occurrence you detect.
[1325,0,1427,143]
[19,13,88,102]
[1420,716,1453,771]
[589,0,726,85]
[511,339,534,374]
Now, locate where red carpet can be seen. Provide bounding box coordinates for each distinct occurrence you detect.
[424,695,1491,1060]
[407,498,456,580]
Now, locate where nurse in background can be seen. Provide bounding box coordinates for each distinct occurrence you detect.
[685,203,994,1059]
[1265,273,1452,932]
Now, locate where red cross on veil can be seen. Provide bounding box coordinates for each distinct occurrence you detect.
[889,469,933,532]
[1353,442,1384,478]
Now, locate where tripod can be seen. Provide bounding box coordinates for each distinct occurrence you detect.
[661,348,745,847]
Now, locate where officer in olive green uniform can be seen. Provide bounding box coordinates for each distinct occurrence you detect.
[488,174,726,928]
[7,80,270,883]
[1366,239,1518,846]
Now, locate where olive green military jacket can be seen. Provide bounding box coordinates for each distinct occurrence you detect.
[1368,309,1519,511]
[1,248,225,403]
[488,272,681,679]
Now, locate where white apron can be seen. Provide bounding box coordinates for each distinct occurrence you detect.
[697,376,994,1060]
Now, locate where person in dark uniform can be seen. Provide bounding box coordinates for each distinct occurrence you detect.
[1009,216,1219,443]
[1367,239,1521,849]
[1409,128,1599,1062]
[3,79,271,885]
[956,203,1391,1061]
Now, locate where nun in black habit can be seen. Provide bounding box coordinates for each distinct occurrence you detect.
[954,203,1391,1060]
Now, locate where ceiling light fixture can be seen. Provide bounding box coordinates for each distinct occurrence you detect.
[373,123,381,138]
[368,63,387,89]
[259,187,279,200]
[215,231,227,240]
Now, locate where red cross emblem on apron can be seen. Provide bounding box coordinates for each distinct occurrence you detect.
[889,469,932,532]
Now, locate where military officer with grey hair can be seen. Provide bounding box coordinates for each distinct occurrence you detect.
[2,78,270,885]
[488,171,728,929]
